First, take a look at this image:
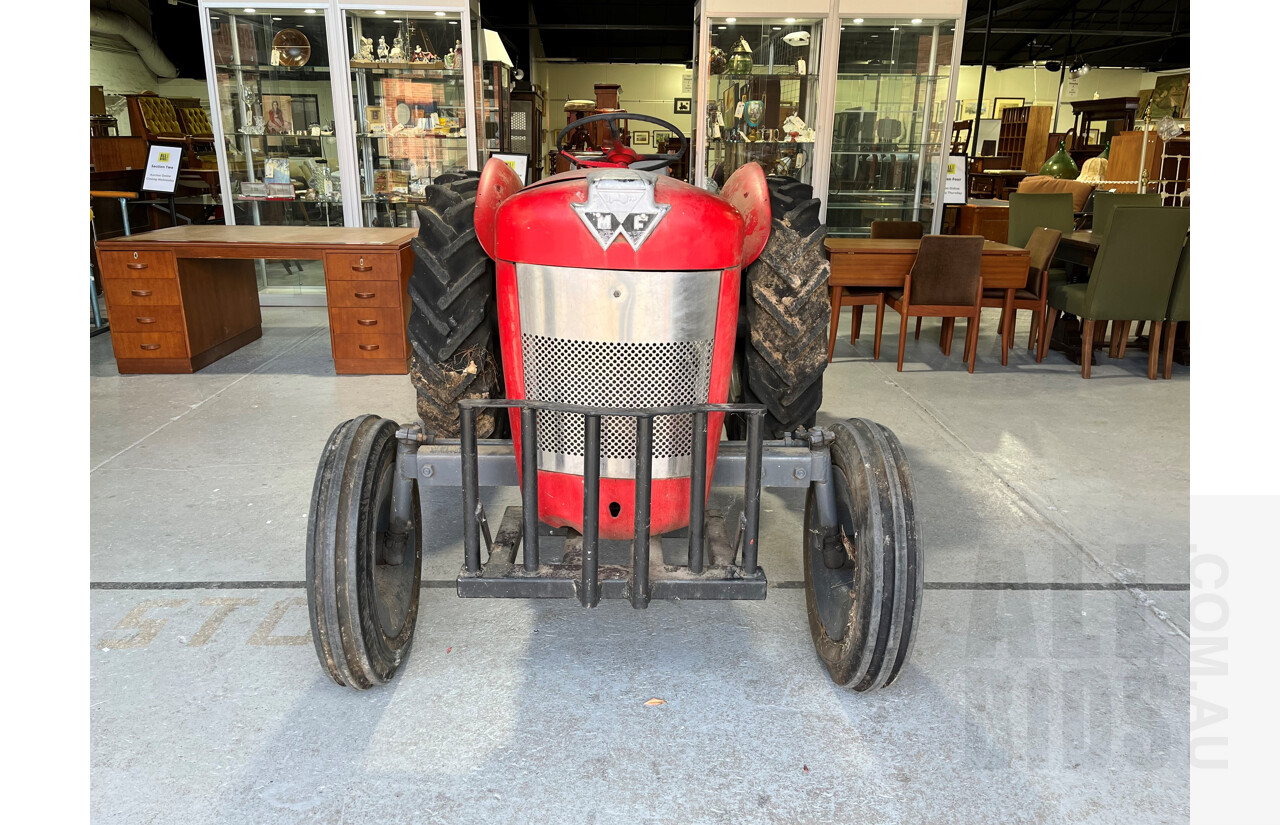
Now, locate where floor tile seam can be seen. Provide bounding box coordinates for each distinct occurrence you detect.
[868,361,1191,653]
[89,326,329,475]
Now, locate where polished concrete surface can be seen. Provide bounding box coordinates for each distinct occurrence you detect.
[91,307,1189,824]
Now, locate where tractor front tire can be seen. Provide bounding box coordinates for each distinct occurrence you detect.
[803,418,921,691]
[406,171,500,437]
[307,415,422,689]
[741,175,831,438]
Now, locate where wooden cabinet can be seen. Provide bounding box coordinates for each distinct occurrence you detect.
[996,105,1053,173]
[96,226,416,375]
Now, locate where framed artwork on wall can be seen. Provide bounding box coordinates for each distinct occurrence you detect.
[632,131,650,146]
[652,130,672,147]
[993,97,1025,119]
[674,97,692,114]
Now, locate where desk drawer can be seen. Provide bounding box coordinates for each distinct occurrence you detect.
[112,332,189,359]
[325,252,400,281]
[111,305,186,334]
[104,278,183,306]
[333,332,406,360]
[329,306,405,334]
[327,280,403,308]
[98,249,177,279]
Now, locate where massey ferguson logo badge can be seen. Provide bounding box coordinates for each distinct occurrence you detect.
[571,176,670,251]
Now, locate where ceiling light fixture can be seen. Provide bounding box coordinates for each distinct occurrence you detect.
[772,26,782,30]
[304,8,316,13]
[911,18,922,24]
[272,17,282,21]
[889,27,899,31]
[785,18,796,23]
[853,18,864,24]
[375,10,386,14]
[434,10,446,16]
[243,7,256,12]
[717,25,727,30]
[449,20,457,25]
[726,17,736,23]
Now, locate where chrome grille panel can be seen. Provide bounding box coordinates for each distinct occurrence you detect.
[516,264,722,479]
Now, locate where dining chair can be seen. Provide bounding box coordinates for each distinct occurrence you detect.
[1045,206,1191,378]
[1091,192,1161,236]
[1161,237,1190,379]
[886,235,985,373]
[979,226,1063,362]
[828,221,926,360]
[1008,192,1073,248]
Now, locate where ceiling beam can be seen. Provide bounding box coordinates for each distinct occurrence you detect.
[966,0,1056,30]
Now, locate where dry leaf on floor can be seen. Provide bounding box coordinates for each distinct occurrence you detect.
[643,698,666,706]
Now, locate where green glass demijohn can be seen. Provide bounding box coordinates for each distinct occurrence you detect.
[1039,140,1080,179]
[1098,139,1111,160]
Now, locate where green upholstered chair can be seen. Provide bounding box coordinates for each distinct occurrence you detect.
[979,226,1063,362]
[1008,192,1074,248]
[1092,191,1161,237]
[1046,206,1190,378]
[886,235,986,373]
[1161,237,1190,379]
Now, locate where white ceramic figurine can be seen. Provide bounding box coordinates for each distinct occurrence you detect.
[377,36,389,60]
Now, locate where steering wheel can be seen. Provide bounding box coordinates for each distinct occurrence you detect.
[555,112,688,173]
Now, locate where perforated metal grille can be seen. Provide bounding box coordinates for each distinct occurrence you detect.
[511,109,530,153]
[522,334,714,472]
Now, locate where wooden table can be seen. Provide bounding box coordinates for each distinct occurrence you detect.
[1056,229,1101,276]
[95,225,416,375]
[825,238,1032,365]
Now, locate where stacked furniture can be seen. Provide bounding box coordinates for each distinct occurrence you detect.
[996,105,1054,173]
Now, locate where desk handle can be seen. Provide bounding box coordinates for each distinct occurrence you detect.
[131,289,152,297]
[356,319,378,326]
[359,343,380,351]
[135,316,156,325]
[139,344,161,351]
[350,263,374,272]
[354,291,376,299]
[126,262,149,270]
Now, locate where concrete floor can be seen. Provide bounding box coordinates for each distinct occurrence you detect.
[91,306,1189,824]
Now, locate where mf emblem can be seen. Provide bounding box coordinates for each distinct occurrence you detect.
[572,176,670,251]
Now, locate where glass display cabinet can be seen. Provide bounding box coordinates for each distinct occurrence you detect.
[825,12,963,236]
[694,1,964,233]
[199,5,346,231]
[199,0,492,232]
[693,5,829,191]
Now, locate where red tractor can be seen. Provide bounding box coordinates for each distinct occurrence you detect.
[306,113,921,692]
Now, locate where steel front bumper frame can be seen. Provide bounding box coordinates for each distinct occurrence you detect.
[389,399,839,609]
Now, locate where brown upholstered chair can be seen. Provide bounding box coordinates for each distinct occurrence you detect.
[979,226,1063,362]
[827,221,925,361]
[886,235,986,373]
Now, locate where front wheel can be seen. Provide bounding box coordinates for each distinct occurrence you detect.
[803,418,921,690]
[307,415,422,689]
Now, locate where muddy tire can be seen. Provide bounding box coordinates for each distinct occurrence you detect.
[740,175,830,439]
[307,415,422,689]
[406,171,500,437]
[803,418,921,691]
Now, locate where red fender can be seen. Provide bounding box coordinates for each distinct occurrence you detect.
[475,157,524,260]
[720,162,771,267]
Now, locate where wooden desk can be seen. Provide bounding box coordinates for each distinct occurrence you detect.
[1056,229,1100,275]
[825,238,1031,365]
[95,225,416,375]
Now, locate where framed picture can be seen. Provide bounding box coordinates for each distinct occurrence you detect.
[652,130,672,147]
[674,97,692,115]
[365,106,384,128]
[1149,72,1189,118]
[960,99,991,119]
[993,97,1025,119]
[491,152,530,184]
[262,94,293,134]
[632,131,650,146]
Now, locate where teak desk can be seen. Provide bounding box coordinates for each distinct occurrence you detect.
[824,238,1031,365]
[96,225,416,375]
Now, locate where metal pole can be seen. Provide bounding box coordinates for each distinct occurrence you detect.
[632,416,654,608]
[581,414,601,607]
[521,407,540,571]
[688,412,707,574]
[970,0,997,157]
[741,413,763,575]
[912,24,941,222]
[461,407,481,574]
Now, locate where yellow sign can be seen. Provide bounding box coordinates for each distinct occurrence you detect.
[158,152,171,162]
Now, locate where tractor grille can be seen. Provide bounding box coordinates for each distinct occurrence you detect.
[515,263,724,479]
[522,335,714,478]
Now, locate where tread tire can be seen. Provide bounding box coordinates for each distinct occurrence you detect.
[740,176,830,439]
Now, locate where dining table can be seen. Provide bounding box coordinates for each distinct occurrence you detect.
[824,237,1032,365]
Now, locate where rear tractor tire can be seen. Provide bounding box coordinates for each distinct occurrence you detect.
[738,175,831,439]
[307,415,422,689]
[803,418,921,691]
[406,171,501,438]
